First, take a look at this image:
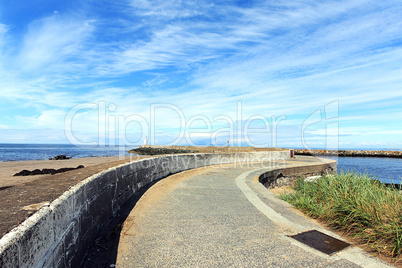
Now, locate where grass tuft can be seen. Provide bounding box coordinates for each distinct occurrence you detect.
[281,171,402,258]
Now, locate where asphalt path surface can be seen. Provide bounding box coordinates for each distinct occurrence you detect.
[116,157,392,267]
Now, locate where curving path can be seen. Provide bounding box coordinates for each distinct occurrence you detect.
[116,157,391,267]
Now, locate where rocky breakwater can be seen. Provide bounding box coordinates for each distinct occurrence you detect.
[128,145,285,155]
[295,149,402,158]
[128,147,194,155]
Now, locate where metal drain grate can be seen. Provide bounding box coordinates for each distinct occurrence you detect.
[289,230,351,255]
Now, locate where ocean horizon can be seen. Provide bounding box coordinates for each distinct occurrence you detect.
[0,143,400,185]
[0,143,139,162]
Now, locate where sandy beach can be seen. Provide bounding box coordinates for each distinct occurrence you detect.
[0,155,148,237]
[0,155,144,188]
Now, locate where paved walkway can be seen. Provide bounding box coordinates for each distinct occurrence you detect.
[116,157,391,267]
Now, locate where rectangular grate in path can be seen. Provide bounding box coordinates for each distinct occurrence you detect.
[289,230,351,255]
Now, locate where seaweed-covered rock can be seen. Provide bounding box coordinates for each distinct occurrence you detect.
[13,165,85,176]
[49,155,72,160]
[14,170,32,176]
[31,169,43,175]
[294,149,402,158]
[42,168,57,175]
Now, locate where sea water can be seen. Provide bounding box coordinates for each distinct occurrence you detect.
[322,156,402,185]
[1,144,400,184]
[0,143,137,162]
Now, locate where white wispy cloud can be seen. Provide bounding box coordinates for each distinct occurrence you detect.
[0,23,9,48]
[0,0,401,148]
[16,15,95,72]
[130,0,210,19]
[0,23,8,34]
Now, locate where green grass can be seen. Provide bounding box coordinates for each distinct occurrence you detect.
[280,172,402,258]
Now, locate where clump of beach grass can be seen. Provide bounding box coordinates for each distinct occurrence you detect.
[281,171,402,259]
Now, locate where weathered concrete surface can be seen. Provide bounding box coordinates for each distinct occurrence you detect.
[259,156,337,188]
[117,156,391,267]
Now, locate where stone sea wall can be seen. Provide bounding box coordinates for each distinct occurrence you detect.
[295,149,402,158]
[259,161,337,189]
[0,151,290,268]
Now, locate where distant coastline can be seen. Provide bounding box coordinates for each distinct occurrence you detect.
[295,149,402,158]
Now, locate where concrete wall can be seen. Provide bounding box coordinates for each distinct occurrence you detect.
[259,160,337,189]
[0,151,290,268]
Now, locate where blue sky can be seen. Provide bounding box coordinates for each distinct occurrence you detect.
[0,0,401,149]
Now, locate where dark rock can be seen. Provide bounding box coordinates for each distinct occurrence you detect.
[13,170,31,176]
[31,169,43,175]
[49,155,72,160]
[0,185,13,191]
[56,167,74,173]
[13,165,85,176]
[42,169,57,175]
[294,149,402,158]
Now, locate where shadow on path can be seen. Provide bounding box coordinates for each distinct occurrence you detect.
[81,179,160,268]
